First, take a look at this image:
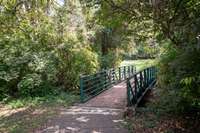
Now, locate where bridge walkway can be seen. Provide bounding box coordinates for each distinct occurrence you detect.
[36,81,129,133]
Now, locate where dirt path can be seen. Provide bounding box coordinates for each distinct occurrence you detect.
[35,81,129,133]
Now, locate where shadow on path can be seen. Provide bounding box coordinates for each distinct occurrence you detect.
[36,81,129,133]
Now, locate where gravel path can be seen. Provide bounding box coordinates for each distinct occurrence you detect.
[35,81,129,133]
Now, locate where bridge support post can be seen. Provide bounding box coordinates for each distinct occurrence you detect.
[80,76,84,103]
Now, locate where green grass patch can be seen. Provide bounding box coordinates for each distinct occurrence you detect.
[120,59,157,71]
[2,92,79,109]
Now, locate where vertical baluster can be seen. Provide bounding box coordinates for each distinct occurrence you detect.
[124,66,126,80]
[140,71,143,93]
[144,69,147,87]
[153,67,155,80]
[112,69,114,83]
[150,68,152,82]
[131,66,133,75]
[80,75,84,102]
[147,68,150,84]
[149,67,152,82]
[152,67,154,81]
[134,74,138,101]
[113,69,115,83]
[128,66,130,77]
[119,67,121,81]
[150,67,152,82]
[150,67,153,81]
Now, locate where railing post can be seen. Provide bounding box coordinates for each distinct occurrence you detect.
[152,67,154,80]
[134,74,138,101]
[149,67,151,82]
[131,66,133,75]
[112,69,115,84]
[140,71,143,93]
[149,68,151,83]
[80,75,84,103]
[104,70,108,88]
[144,69,147,87]
[147,68,150,84]
[128,66,130,78]
[124,66,126,80]
[119,67,121,81]
[113,69,115,83]
[150,67,153,82]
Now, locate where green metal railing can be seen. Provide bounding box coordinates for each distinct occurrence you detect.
[80,65,136,102]
[127,66,157,107]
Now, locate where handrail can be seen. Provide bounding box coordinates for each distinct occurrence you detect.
[127,66,157,107]
[80,65,136,102]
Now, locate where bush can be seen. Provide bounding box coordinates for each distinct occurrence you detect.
[0,20,99,99]
[158,44,200,113]
[101,50,121,68]
[56,43,99,90]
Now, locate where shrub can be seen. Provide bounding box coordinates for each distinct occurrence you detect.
[158,44,200,113]
[101,50,122,68]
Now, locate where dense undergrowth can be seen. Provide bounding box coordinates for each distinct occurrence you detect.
[158,44,200,113]
[125,88,200,133]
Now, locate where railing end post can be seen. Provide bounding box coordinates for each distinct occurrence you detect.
[80,75,84,103]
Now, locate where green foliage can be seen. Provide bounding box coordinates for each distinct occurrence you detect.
[82,0,160,67]
[0,0,99,99]
[56,44,99,90]
[3,92,79,109]
[158,44,200,112]
[18,73,42,96]
[120,59,156,71]
[101,50,121,68]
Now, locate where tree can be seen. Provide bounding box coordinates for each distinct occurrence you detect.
[0,0,99,99]
[81,0,200,111]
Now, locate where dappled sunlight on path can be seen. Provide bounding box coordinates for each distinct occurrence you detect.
[36,81,129,133]
[36,106,128,133]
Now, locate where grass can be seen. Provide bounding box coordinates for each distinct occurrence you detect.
[2,92,78,109]
[0,92,79,133]
[120,59,157,71]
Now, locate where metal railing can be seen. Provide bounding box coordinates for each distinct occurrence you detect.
[80,65,136,102]
[127,66,157,107]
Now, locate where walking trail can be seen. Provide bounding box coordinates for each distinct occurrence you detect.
[36,82,129,133]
